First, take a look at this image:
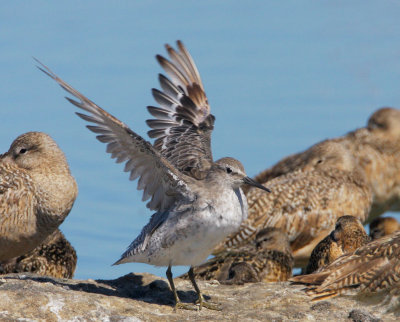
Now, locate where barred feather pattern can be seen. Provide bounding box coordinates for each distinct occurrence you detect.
[0,229,77,279]
[214,139,374,265]
[36,59,195,213]
[214,165,372,258]
[305,216,370,274]
[247,107,400,220]
[183,228,293,284]
[147,41,215,179]
[290,231,400,303]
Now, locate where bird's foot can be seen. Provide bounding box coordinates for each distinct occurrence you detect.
[195,296,222,311]
[174,301,199,311]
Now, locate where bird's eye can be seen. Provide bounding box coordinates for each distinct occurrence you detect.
[226,167,232,174]
[369,122,384,129]
[19,148,27,154]
[316,159,322,164]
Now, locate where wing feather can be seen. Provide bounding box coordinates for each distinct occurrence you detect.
[147,41,215,179]
[0,163,40,256]
[36,59,194,212]
[290,231,400,301]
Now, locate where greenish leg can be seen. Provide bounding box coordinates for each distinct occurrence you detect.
[188,267,222,311]
[166,265,198,311]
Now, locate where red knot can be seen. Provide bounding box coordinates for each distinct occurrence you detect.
[37,41,270,310]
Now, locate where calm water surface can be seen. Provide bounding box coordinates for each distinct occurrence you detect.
[1,1,400,279]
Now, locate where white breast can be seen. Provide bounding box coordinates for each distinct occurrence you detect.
[128,187,247,267]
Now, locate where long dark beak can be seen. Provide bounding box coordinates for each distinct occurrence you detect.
[243,176,271,192]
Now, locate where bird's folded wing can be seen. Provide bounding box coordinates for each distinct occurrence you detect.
[147,41,215,179]
[290,231,400,299]
[214,169,371,254]
[0,164,36,229]
[37,60,194,212]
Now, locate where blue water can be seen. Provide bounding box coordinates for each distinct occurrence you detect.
[1,1,400,280]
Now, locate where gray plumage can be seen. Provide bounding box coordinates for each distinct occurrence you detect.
[37,40,270,310]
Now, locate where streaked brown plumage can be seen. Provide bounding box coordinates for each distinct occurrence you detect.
[0,228,77,278]
[183,228,293,284]
[0,132,77,262]
[290,231,400,309]
[369,216,400,240]
[305,216,370,274]
[356,108,400,218]
[247,107,400,220]
[214,141,372,265]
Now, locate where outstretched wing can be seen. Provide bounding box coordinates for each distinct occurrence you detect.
[36,60,194,212]
[147,40,215,179]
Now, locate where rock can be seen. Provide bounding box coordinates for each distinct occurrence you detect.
[0,273,396,321]
[348,309,381,322]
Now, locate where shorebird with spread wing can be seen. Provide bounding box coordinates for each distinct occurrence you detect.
[37,41,270,310]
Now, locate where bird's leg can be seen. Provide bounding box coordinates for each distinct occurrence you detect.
[166,265,197,311]
[188,267,221,311]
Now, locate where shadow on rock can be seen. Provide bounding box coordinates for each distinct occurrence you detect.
[1,273,197,308]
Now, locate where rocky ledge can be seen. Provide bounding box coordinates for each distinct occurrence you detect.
[0,272,397,321]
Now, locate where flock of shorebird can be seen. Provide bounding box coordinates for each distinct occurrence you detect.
[1,41,400,312]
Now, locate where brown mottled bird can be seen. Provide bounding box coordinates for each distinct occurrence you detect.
[214,141,372,266]
[0,228,77,278]
[305,216,370,274]
[343,107,400,219]
[183,228,293,284]
[247,107,400,220]
[0,132,77,262]
[369,216,400,240]
[290,231,400,310]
